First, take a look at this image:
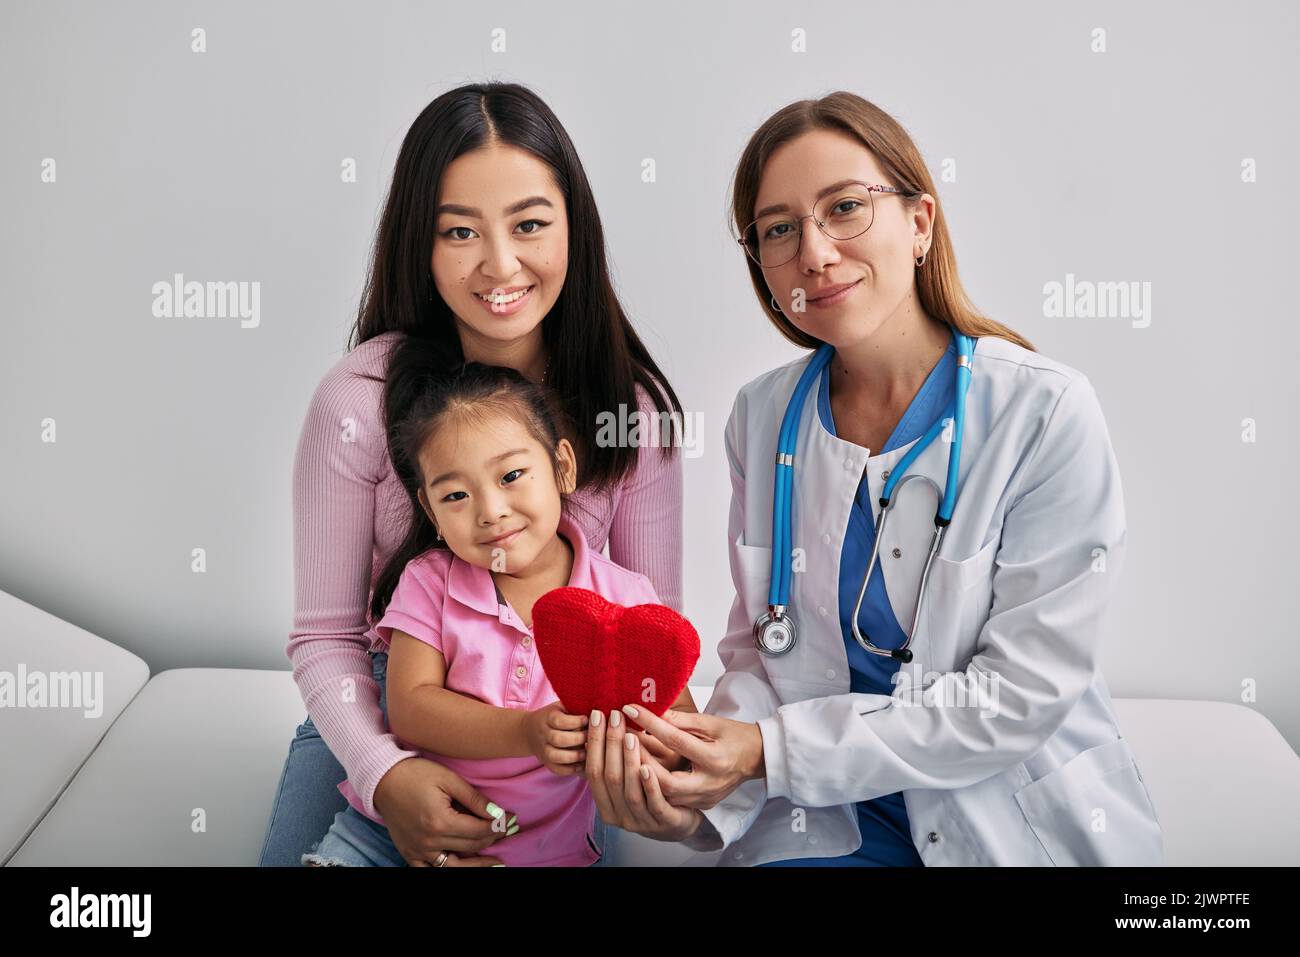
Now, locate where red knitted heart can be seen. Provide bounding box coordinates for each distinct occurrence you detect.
[532,586,700,731]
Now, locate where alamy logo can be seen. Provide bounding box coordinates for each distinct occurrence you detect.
[0,664,103,718]
[1042,273,1151,328]
[49,887,150,937]
[151,273,261,328]
[594,404,704,458]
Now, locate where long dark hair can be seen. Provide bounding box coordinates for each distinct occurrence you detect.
[369,351,571,623]
[349,81,683,492]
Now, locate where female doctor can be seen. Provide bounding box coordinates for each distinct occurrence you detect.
[582,91,1164,866]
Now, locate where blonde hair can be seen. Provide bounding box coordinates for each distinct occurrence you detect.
[730,91,1033,352]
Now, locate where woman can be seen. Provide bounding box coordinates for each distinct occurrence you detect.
[584,92,1164,866]
[259,82,687,866]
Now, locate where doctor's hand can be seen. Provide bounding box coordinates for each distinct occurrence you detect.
[583,707,706,843]
[608,705,765,812]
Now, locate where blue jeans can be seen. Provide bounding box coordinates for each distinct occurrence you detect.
[258,651,613,866]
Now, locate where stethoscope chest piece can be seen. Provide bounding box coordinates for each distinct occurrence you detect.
[751,328,975,659]
[753,609,797,656]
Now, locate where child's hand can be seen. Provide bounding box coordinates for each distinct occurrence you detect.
[523,702,589,776]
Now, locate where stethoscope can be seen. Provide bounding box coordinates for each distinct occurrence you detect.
[753,327,976,660]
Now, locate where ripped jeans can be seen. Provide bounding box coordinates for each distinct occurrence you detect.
[300,651,610,866]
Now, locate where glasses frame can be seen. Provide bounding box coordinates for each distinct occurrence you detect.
[737,181,912,268]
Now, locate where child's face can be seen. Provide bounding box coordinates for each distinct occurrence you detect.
[416,410,577,576]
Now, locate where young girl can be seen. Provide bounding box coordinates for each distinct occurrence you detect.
[304,362,695,867]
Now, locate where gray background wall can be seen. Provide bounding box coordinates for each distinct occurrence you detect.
[3,1,1297,748]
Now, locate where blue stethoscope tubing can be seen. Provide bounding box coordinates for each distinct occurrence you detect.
[755,327,976,660]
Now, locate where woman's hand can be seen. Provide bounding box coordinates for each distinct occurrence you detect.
[612,705,764,811]
[583,707,707,843]
[633,728,690,772]
[627,686,697,771]
[522,701,589,776]
[372,756,510,866]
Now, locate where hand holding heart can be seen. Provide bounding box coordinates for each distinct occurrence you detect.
[531,586,700,723]
[528,585,764,843]
[583,704,765,844]
[521,701,589,777]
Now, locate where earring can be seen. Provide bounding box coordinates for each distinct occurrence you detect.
[434,526,442,541]
[915,246,928,268]
[771,295,782,313]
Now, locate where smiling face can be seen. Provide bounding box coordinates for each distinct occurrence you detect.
[415,406,577,576]
[752,127,934,350]
[431,143,570,349]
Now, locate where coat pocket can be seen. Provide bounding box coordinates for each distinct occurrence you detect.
[920,536,999,669]
[1013,737,1163,866]
[931,534,999,590]
[731,540,775,625]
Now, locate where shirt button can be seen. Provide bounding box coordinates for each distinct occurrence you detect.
[822,533,831,545]
[818,606,827,616]
[928,831,940,843]
[825,669,836,680]
[892,547,902,559]
[844,458,855,471]
[514,666,527,679]
[521,636,532,647]
[882,469,891,480]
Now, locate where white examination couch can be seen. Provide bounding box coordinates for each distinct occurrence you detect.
[3,588,1299,867]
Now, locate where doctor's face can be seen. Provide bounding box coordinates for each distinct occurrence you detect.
[750,128,934,349]
[431,143,569,350]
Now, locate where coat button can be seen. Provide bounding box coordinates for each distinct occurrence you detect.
[892,547,902,559]
[928,831,940,843]
[515,666,527,679]
[882,469,891,480]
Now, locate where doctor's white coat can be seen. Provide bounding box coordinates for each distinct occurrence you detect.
[683,335,1164,866]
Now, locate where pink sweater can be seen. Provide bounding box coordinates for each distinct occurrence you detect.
[285,330,683,818]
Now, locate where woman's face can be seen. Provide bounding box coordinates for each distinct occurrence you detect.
[751,127,933,349]
[431,144,569,348]
[416,410,577,575]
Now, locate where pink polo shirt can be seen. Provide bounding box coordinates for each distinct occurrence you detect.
[337,512,660,867]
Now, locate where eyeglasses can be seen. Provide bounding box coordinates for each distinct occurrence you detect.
[737,181,911,268]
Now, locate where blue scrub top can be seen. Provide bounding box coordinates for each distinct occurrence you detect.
[760,337,956,868]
